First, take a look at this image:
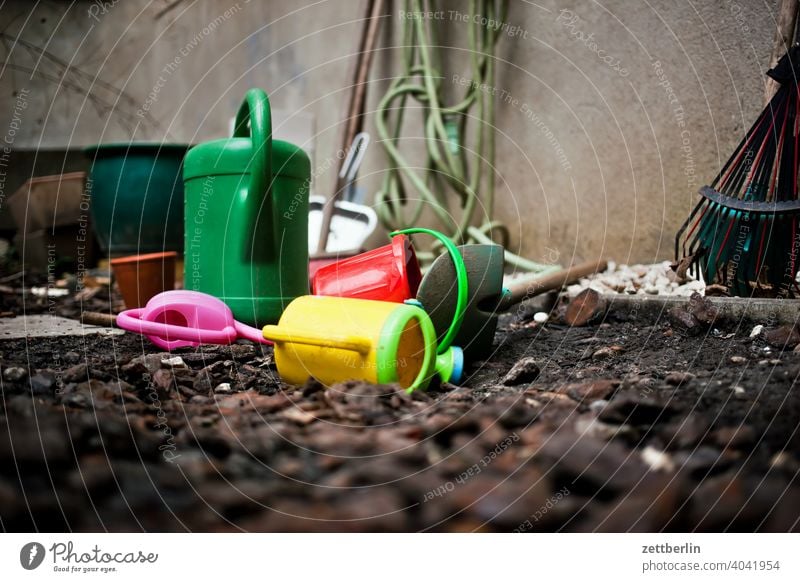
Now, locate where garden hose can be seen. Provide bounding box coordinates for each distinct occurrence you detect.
[375,0,558,274]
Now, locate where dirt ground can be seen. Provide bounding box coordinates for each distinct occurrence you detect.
[1,294,800,532]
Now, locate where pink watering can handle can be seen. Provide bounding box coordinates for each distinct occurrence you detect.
[117,308,239,345]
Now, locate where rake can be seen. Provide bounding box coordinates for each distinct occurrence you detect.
[676,45,800,297]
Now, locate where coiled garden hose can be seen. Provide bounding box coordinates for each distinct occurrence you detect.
[375,0,558,274]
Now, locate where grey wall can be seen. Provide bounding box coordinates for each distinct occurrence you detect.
[0,0,780,265]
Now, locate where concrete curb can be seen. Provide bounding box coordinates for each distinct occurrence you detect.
[0,315,124,340]
[602,294,800,326]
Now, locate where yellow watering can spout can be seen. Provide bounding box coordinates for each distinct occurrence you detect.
[262,295,438,392]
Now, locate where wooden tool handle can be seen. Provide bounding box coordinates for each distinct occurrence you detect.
[765,0,800,105]
[81,311,117,327]
[499,259,608,310]
[316,0,385,254]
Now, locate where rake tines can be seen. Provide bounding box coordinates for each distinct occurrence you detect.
[676,45,800,297]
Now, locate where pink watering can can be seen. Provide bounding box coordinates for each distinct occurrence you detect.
[116,290,268,351]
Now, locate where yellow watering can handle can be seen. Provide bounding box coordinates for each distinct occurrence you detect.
[262,325,372,354]
[233,88,272,259]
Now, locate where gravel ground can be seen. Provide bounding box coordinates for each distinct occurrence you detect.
[1,294,799,532]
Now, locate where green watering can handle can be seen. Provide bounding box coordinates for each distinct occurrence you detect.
[233,88,272,257]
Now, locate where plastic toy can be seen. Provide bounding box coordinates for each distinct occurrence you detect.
[116,290,267,351]
[311,234,421,302]
[263,295,444,392]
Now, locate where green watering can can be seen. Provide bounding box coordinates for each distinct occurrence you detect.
[183,89,311,326]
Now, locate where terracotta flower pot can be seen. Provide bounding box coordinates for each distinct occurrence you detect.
[111,251,177,309]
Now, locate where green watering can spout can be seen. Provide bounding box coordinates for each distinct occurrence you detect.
[233,88,273,260]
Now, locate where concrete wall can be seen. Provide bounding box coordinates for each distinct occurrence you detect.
[0,0,780,265]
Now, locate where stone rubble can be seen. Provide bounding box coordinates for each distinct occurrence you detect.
[567,260,705,297]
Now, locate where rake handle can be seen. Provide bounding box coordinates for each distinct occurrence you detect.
[765,0,800,105]
[499,259,608,310]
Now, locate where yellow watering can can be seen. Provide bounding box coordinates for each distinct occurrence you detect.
[263,295,447,392]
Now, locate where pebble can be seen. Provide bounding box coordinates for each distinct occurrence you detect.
[763,325,800,349]
[750,325,764,338]
[731,385,746,397]
[641,446,675,472]
[770,451,799,471]
[283,408,317,425]
[152,369,176,395]
[122,353,165,375]
[161,356,187,369]
[668,307,699,335]
[712,425,755,449]
[557,379,618,402]
[665,371,695,386]
[574,417,632,440]
[599,393,678,426]
[537,432,648,494]
[2,366,27,382]
[660,413,709,450]
[673,446,730,476]
[565,289,606,326]
[666,293,720,336]
[214,382,233,394]
[730,356,746,364]
[62,363,89,383]
[688,293,717,325]
[30,372,56,395]
[533,312,549,324]
[502,358,541,386]
[592,346,623,360]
